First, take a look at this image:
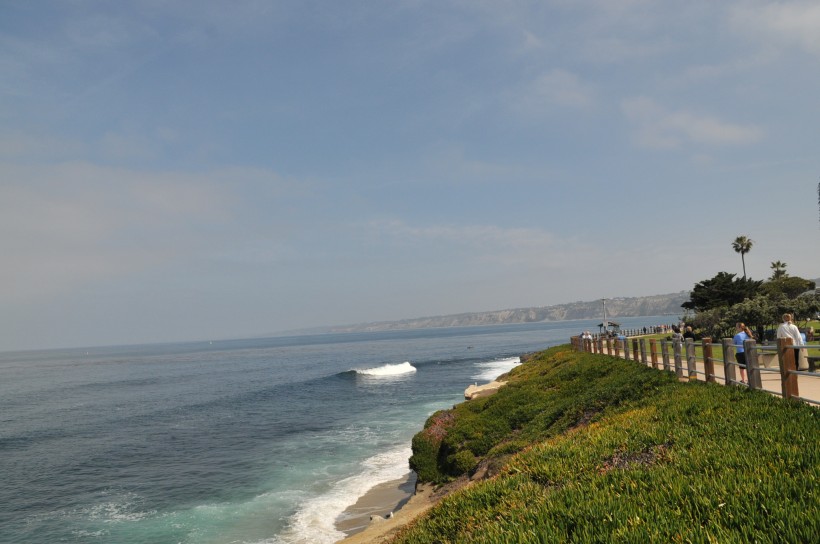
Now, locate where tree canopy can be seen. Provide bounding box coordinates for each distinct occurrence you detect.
[681,272,761,312]
[682,269,818,340]
[760,276,816,299]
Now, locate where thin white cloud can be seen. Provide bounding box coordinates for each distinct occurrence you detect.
[510,69,595,117]
[423,145,550,185]
[731,1,820,56]
[367,219,595,269]
[0,131,87,159]
[622,97,764,149]
[0,161,241,301]
[520,29,544,52]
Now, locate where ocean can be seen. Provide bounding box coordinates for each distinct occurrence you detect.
[0,316,667,544]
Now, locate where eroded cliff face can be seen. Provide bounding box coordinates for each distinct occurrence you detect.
[328,291,690,333]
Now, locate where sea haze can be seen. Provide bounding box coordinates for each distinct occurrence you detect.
[0,316,669,543]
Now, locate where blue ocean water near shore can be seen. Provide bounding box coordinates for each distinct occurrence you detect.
[0,317,666,544]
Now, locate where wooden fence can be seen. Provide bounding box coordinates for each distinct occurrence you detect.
[571,334,820,406]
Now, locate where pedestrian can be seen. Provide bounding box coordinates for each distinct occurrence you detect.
[683,326,695,340]
[733,322,754,384]
[777,313,807,370]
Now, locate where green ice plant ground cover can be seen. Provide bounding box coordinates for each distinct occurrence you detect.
[401,346,818,543]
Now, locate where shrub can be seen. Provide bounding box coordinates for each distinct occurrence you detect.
[448,450,478,475]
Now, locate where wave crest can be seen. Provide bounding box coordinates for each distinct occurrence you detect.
[355,362,417,377]
[472,357,521,382]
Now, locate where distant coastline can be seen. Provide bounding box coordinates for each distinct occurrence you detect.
[287,291,690,336]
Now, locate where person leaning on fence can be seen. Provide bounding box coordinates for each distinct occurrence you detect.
[777,313,807,370]
[733,323,754,384]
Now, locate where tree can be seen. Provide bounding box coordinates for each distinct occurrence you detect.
[769,260,788,280]
[688,306,731,340]
[760,276,816,299]
[731,236,754,279]
[726,295,778,341]
[681,271,762,312]
[793,293,820,324]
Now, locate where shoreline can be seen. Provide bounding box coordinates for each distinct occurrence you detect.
[335,472,417,536]
[335,378,511,543]
[336,479,440,544]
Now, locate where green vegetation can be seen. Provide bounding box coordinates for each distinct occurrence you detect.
[681,272,762,313]
[680,270,818,341]
[399,346,818,543]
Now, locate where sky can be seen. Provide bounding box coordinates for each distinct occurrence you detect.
[2,0,819,351]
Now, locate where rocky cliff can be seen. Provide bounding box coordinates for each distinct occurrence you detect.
[326,291,690,333]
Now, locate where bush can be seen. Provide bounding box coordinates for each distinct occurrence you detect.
[448,450,478,475]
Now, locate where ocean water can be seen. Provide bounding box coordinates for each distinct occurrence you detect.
[0,317,666,544]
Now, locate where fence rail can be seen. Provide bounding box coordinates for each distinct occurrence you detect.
[571,334,820,406]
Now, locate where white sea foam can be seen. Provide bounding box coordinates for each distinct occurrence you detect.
[275,446,412,544]
[83,491,155,523]
[472,357,521,383]
[355,361,416,377]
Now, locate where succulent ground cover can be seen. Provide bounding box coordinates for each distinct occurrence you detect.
[401,346,819,543]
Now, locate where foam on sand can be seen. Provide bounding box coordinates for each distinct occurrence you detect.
[277,446,413,544]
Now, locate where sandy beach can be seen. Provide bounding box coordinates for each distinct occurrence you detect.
[337,479,440,544]
[336,472,416,535]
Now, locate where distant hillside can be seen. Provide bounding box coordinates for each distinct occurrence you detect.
[325,291,690,333]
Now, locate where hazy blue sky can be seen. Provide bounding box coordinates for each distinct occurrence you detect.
[2,0,819,350]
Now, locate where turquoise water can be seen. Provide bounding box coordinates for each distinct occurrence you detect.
[0,317,666,543]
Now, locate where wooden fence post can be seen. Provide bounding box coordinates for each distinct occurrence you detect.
[744,340,761,390]
[640,339,648,366]
[674,340,684,379]
[721,338,737,386]
[632,338,640,362]
[623,338,630,360]
[777,338,799,400]
[685,338,697,380]
[650,339,659,369]
[702,338,715,383]
[615,338,621,358]
[661,340,670,371]
[606,337,612,355]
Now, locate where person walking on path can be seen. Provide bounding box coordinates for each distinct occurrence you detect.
[777,313,807,370]
[733,323,754,384]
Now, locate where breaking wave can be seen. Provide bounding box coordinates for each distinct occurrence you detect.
[354,362,417,377]
[472,357,521,382]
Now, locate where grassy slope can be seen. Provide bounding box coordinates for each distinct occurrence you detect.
[399,346,819,543]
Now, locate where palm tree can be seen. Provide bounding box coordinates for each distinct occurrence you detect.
[731,236,754,279]
[770,260,788,280]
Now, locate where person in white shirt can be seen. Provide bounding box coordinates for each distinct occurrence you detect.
[776,313,807,369]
